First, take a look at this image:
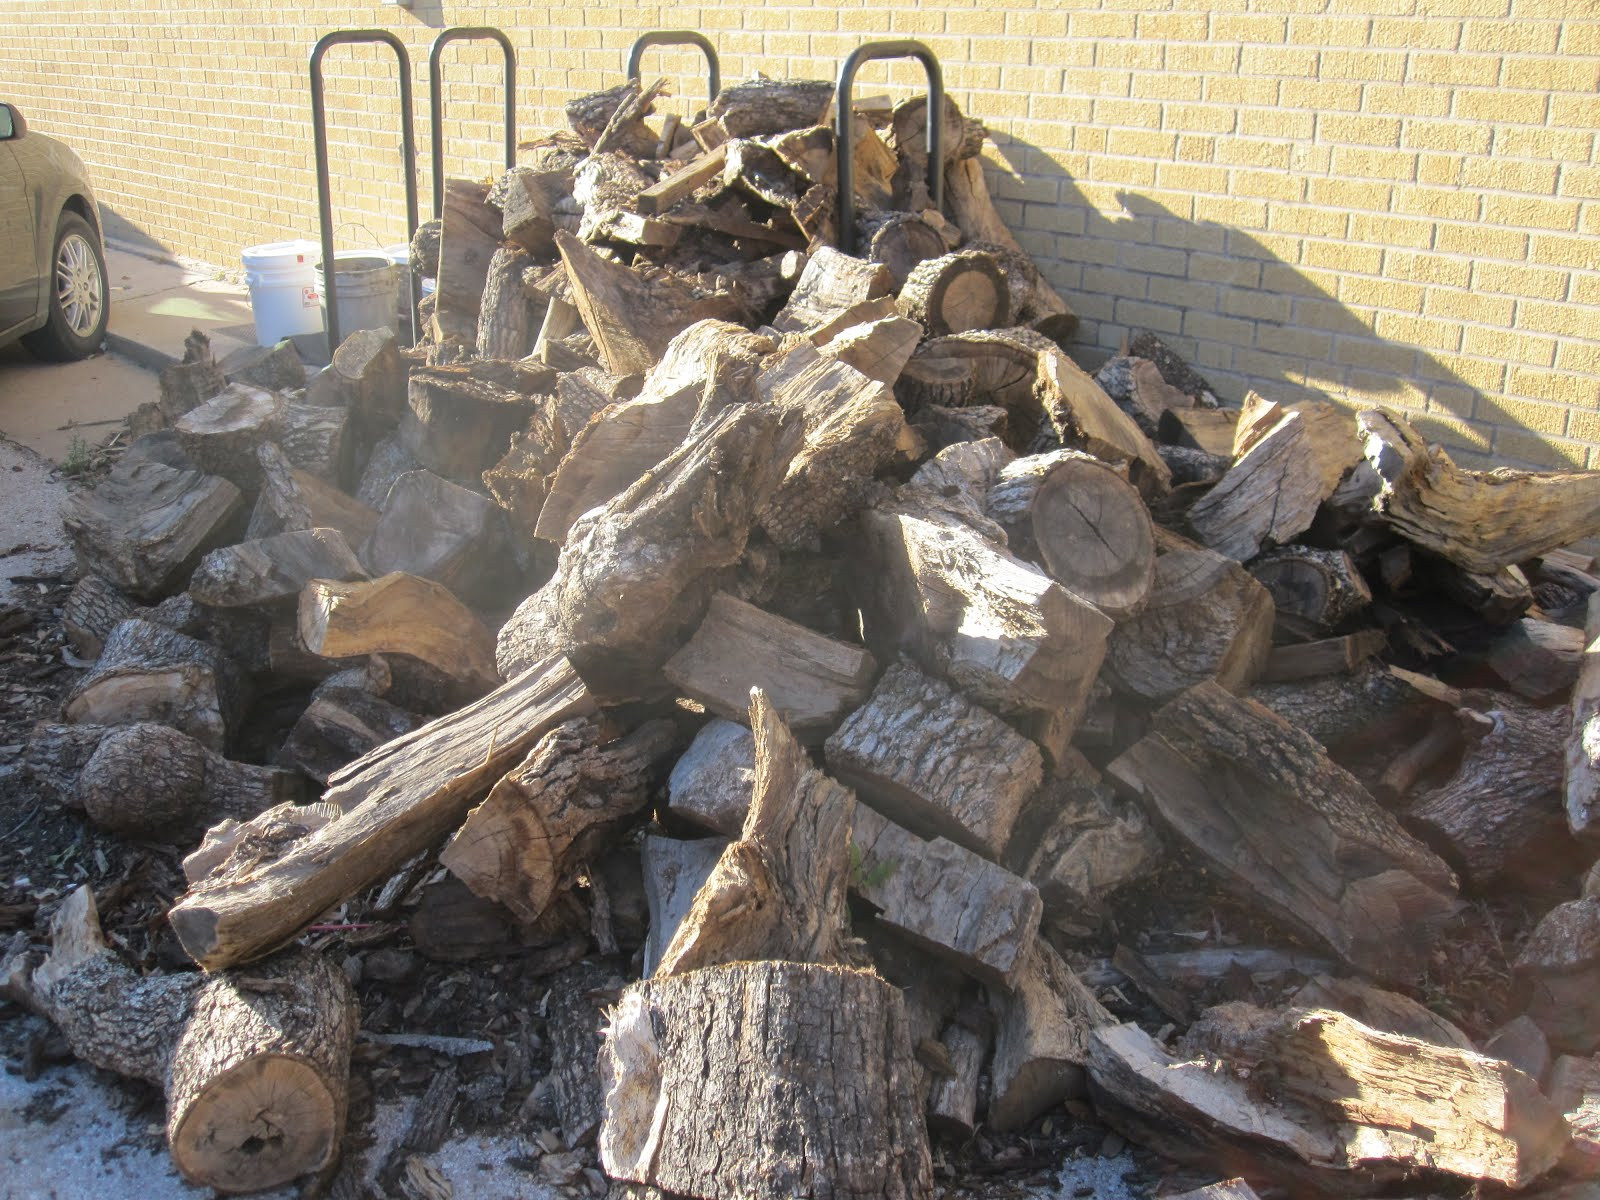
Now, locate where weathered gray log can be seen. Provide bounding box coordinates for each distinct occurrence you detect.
[1568,591,1600,837]
[814,312,924,385]
[359,469,509,605]
[926,1017,987,1140]
[1187,411,1325,561]
[1288,974,1476,1051]
[825,659,1039,859]
[1483,1015,1552,1086]
[1548,1053,1600,1175]
[400,366,535,484]
[1248,546,1373,640]
[439,717,676,925]
[188,527,365,608]
[61,458,244,600]
[771,246,892,334]
[158,330,227,422]
[305,328,406,431]
[62,573,135,658]
[247,443,378,547]
[1260,630,1388,684]
[599,961,933,1199]
[62,618,247,752]
[707,78,834,137]
[665,717,755,836]
[477,244,539,361]
[430,179,500,347]
[1250,661,1440,756]
[174,383,283,488]
[501,165,574,256]
[545,960,626,1150]
[1488,616,1585,702]
[278,669,419,785]
[167,654,594,969]
[273,401,351,485]
[1515,897,1600,1055]
[1107,681,1460,983]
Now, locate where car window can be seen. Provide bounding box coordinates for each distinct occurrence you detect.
[0,108,12,140]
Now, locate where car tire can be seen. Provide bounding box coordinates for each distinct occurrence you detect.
[22,212,109,362]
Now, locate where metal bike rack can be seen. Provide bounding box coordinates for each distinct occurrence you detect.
[625,30,721,109]
[310,29,420,352]
[429,27,517,220]
[834,40,944,255]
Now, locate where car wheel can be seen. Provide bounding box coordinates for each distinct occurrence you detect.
[21,212,109,362]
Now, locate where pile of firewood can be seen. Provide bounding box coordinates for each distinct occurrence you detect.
[4,74,1600,1199]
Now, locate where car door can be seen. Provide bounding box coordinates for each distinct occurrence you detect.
[0,107,39,333]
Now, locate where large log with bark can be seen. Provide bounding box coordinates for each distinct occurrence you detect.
[306,327,406,431]
[897,249,1010,336]
[476,243,539,360]
[401,367,535,484]
[63,618,248,752]
[359,469,509,604]
[61,458,244,600]
[188,527,365,608]
[1107,681,1460,982]
[1247,545,1372,640]
[772,247,892,333]
[16,887,355,1194]
[1087,1004,1570,1192]
[599,961,933,1199]
[439,717,676,924]
[62,573,135,658]
[174,383,283,487]
[167,654,594,969]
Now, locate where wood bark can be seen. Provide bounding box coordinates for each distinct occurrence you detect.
[274,401,351,486]
[1361,406,1600,573]
[1187,410,1324,561]
[1105,539,1275,703]
[476,244,540,361]
[815,313,924,385]
[62,572,135,658]
[1098,355,1194,437]
[167,654,594,969]
[307,328,406,431]
[359,469,508,605]
[174,383,283,489]
[1247,546,1373,640]
[497,402,802,694]
[1107,681,1459,983]
[707,78,834,138]
[1087,1005,1569,1193]
[431,179,501,347]
[401,366,535,484]
[23,888,355,1195]
[62,457,244,600]
[1570,591,1600,837]
[1260,630,1388,684]
[63,618,248,753]
[440,717,676,924]
[866,211,948,290]
[1487,616,1585,702]
[657,689,856,975]
[278,672,419,785]
[825,659,1040,859]
[501,164,574,255]
[158,330,227,422]
[1038,346,1172,493]
[663,592,877,740]
[297,573,498,691]
[896,249,1010,336]
[1250,661,1440,756]
[599,961,933,1199]
[849,802,1042,988]
[248,443,378,548]
[1515,896,1600,1055]
[926,1018,987,1139]
[545,960,627,1149]
[188,527,365,608]
[771,247,893,334]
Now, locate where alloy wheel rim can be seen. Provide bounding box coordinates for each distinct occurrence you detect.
[56,233,103,338]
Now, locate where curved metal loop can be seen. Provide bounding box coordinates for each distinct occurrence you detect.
[625,31,721,109]
[834,39,944,254]
[310,29,420,352]
[429,27,517,219]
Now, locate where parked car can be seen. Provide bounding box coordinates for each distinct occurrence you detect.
[0,101,109,360]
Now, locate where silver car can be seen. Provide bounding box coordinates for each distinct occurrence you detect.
[0,101,109,360]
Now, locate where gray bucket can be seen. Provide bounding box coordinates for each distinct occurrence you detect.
[316,253,401,343]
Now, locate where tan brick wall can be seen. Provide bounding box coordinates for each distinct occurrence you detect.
[3,0,1598,470]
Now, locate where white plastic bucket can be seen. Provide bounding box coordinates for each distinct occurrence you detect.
[316,252,401,343]
[241,240,322,346]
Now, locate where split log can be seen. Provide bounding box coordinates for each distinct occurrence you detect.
[62,458,244,600]
[76,722,304,840]
[63,618,247,752]
[1288,974,1476,1051]
[1433,559,1534,623]
[824,659,1040,859]
[663,592,876,740]
[665,718,755,836]
[640,834,727,977]
[656,690,856,975]
[815,313,924,385]
[1514,897,1600,1055]
[174,383,282,487]
[1570,592,1600,837]
[755,341,908,548]
[849,802,1042,988]
[305,328,406,431]
[1248,546,1372,640]
[188,527,365,608]
[1003,751,1163,937]
[219,340,303,394]
[545,960,627,1149]
[476,244,539,360]
[770,246,892,334]
[496,402,802,693]
[168,653,594,969]
[987,450,1157,619]
[297,573,498,691]
[707,78,834,138]
[1105,539,1275,702]
[895,434,1012,540]
[481,420,564,537]
[1260,630,1387,684]
[535,320,773,544]
[722,137,803,208]
[431,179,501,346]
[1087,1005,1569,1192]
[926,1018,987,1139]
[1361,406,1600,573]
[359,469,509,604]
[1488,616,1585,702]
[62,573,135,658]
[1098,355,1194,437]
[891,93,985,209]
[895,327,1036,416]
[1406,695,1578,891]
[556,229,742,376]
[1250,661,1440,756]
[1160,406,1240,457]
[912,403,1009,450]
[401,366,535,483]
[896,249,1010,336]
[278,669,418,785]
[440,717,674,924]
[274,401,351,485]
[1187,410,1324,561]
[248,443,378,547]
[857,506,1114,720]
[23,888,355,1194]
[599,961,933,1199]
[1038,347,1171,493]
[1107,681,1460,982]
[501,164,574,255]
[158,330,227,421]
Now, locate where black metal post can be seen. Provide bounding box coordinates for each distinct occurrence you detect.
[429,27,517,219]
[625,30,721,108]
[835,40,944,254]
[310,29,420,352]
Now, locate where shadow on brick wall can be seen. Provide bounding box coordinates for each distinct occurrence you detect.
[984,144,1567,472]
[99,205,170,261]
